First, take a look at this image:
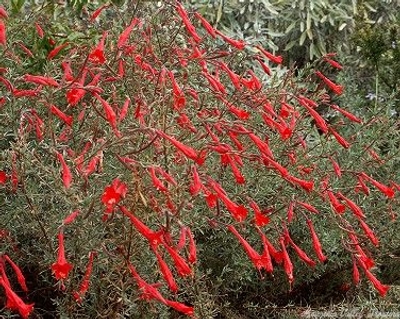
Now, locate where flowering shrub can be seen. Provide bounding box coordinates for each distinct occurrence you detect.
[0,1,399,318]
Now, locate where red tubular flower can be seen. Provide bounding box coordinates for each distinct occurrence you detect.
[17,42,33,57]
[156,167,177,186]
[261,112,280,131]
[101,178,127,213]
[61,61,74,82]
[0,170,7,184]
[208,179,248,222]
[176,112,197,133]
[90,4,109,21]
[23,74,58,87]
[0,277,34,319]
[117,59,125,77]
[119,206,163,247]
[157,130,205,165]
[228,225,265,271]
[168,69,183,98]
[0,75,13,91]
[297,95,317,107]
[191,43,205,60]
[0,6,8,19]
[56,151,72,189]
[47,43,69,60]
[3,255,28,292]
[83,154,101,177]
[66,87,86,106]
[13,88,40,98]
[254,56,272,76]
[32,115,44,141]
[360,172,395,199]
[249,199,270,227]
[176,226,187,251]
[324,57,343,70]
[326,190,346,214]
[186,227,197,264]
[219,61,241,90]
[194,12,216,38]
[355,174,370,195]
[256,45,283,64]
[176,3,202,43]
[63,210,80,225]
[256,229,274,272]
[248,133,274,158]
[352,256,360,285]
[152,247,178,293]
[276,120,293,140]
[280,102,294,119]
[51,232,73,284]
[218,96,249,120]
[0,21,6,46]
[297,96,328,134]
[287,201,295,223]
[286,175,314,193]
[349,233,375,269]
[315,70,343,95]
[306,219,327,263]
[74,141,91,173]
[242,70,262,91]
[0,258,11,287]
[329,127,350,148]
[297,201,319,214]
[357,217,379,247]
[118,18,139,49]
[226,154,245,184]
[127,261,166,303]
[89,31,107,64]
[203,187,218,208]
[329,156,342,178]
[216,30,246,50]
[93,93,119,135]
[227,131,244,151]
[164,299,194,316]
[264,237,284,266]
[357,258,390,297]
[336,192,365,218]
[229,104,250,120]
[284,230,316,267]
[330,104,362,123]
[202,71,226,94]
[35,22,44,38]
[163,241,192,277]
[280,236,294,286]
[73,251,96,303]
[174,93,187,111]
[148,166,168,192]
[50,105,73,127]
[189,165,203,196]
[119,97,131,122]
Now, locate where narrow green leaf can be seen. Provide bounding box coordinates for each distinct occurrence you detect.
[300,31,307,45]
[339,23,347,31]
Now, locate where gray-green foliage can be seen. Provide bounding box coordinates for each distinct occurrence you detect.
[186,0,399,64]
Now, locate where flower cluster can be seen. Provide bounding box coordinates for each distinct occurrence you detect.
[0,1,398,317]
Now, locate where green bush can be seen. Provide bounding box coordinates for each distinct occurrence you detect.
[0,1,399,318]
[186,0,399,66]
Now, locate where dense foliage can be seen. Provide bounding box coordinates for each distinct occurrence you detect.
[0,1,399,318]
[188,0,399,66]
